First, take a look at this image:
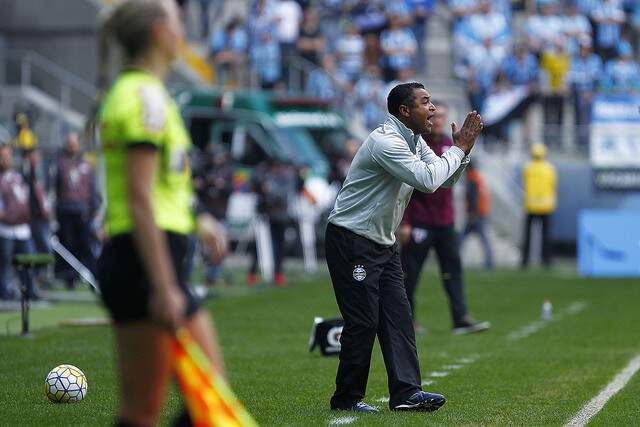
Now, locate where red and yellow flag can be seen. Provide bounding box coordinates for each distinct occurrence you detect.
[172,329,258,427]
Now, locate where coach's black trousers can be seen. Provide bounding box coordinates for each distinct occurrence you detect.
[401,225,468,326]
[325,223,422,409]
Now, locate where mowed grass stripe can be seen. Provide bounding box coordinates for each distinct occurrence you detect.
[1,268,639,426]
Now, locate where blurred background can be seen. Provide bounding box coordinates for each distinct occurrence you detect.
[1,0,639,301]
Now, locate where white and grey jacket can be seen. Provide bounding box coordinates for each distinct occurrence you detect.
[328,114,469,246]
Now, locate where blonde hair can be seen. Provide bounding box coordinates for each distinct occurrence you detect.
[86,0,168,147]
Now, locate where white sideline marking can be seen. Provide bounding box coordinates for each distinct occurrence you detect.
[429,371,449,378]
[457,356,478,364]
[375,397,389,403]
[565,354,640,427]
[328,416,357,425]
[421,379,434,386]
[507,301,588,341]
[443,364,464,370]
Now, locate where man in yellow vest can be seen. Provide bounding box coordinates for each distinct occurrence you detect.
[522,143,557,268]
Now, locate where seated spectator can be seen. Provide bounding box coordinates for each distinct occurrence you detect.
[354,64,387,131]
[248,0,277,48]
[348,0,387,34]
[335,21,365,82]
[524,0,564,55]
[453,1,510,71]
[296,7,325,66]
[466,1,511,50]
[463,39,503,111]
[407,0,436,71]
[591,0,626,62]
[251,30,282,90]
[385,0,413,27]
[540,38,571,145]
[449,0,480,32]
[0,144,39,300]
[380,13,418,81]
[568,37,602,146]
[210,18,248,88]
[306,55,346,103]
[602,41,640,93]
[562,2,592,56]
[501,44,539,88]
[274,0,303,72]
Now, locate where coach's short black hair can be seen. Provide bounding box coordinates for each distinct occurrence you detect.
[387,82,425,117]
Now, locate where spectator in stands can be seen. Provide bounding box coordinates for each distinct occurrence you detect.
[54,132,100,289]
[296,7,325,66]
[562,2,592,56]
[449,0,480,30]
[335,21,365,82]
[362,33,382,67]
[210,18,248,88]
[0,144,39,301]
[12,113,38,154]
[521,143,557,269]
[398,102,490,335]
[568,36,602,147]
[348,0,387,34]
[306,55,345,103]
[251,30,282,90]
[540,38,571,146]
[592,0,626,61]
[464,1,511,60]
[380,13,418,81]
[461,161,493,271]
[524,0,564,55]
[274,0,303,84]
[384,0,413,27]
[502,43,539,87]
[25,149,51,284]
[248,0,277,48]
[354,64,387,131]
[602,41,640,93]
[407,0,436,71]
[248,160,298,287]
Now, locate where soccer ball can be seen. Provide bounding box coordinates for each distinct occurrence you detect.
[44,364,88,403]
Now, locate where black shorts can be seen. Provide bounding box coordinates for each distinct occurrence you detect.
[97,232,201,323]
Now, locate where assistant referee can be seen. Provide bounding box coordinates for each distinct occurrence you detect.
[326,82,483,413]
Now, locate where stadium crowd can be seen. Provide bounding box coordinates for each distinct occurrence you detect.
[204,0,640,147]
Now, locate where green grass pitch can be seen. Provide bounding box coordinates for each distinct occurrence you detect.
[1,266,639,426]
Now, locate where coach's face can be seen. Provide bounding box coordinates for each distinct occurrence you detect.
[402,88,436,135]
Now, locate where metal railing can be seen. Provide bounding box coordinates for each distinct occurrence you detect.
[5,50,97,113]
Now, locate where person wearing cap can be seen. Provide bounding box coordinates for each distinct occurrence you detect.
[521,143,557,269]
[568,36,602,146]
[602,41,640,93]
[12,113,38,154]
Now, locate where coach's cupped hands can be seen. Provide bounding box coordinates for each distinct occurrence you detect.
[452,111,483,155]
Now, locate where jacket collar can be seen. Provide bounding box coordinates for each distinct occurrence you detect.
[386,114,421,146]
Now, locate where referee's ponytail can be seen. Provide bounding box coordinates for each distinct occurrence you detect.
[85,0,169,148]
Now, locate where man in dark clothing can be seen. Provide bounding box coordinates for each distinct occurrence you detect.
[54,132,100,288]
[248,160,297,287]
[25,149,51,282]
[398,103,490,335]
[326,82,483,413]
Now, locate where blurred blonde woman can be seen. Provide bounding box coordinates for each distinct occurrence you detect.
[94,1,226,425]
